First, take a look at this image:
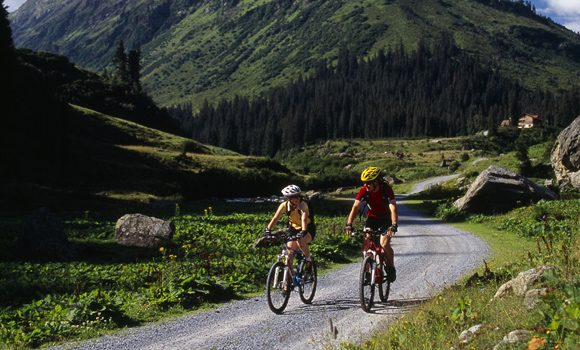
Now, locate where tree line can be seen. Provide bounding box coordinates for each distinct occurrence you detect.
[168,34,580,157]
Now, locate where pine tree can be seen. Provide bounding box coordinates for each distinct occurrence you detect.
[112,40,129,83]
[1,0,15,119]
[509,89,520,128]
[1,0,14,82]
[128,44,141,92]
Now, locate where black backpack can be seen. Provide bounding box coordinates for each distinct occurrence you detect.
[360,180,392,218]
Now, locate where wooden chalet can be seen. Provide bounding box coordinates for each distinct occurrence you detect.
[518,113,542,128]
[500,113,543,128]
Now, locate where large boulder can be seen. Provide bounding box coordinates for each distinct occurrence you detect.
[454,165,558,214]
[13,207,78,262]
[551,115,580,188]
[115,214,175,248]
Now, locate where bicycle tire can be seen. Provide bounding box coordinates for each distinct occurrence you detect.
[299,259,317,304]
[378,259,391,302]
[266,261,290,314]
[359,256,375,312]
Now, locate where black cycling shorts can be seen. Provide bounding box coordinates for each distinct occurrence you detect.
[287,222,316,241]
[364,216,392,245]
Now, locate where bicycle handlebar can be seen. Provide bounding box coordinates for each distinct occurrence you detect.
[263,231,302,242]
[349,227,394,237]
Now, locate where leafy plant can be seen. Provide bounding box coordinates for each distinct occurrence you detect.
[540,279,580,345]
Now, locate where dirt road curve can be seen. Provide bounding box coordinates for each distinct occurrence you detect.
[56,177,489,350]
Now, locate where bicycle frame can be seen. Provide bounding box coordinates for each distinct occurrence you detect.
[363,232,383,285]
[276,243,306,290]
[353,227,391,312]
[266,234,317,314]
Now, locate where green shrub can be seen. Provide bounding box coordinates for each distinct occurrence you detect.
[435,201,468,222]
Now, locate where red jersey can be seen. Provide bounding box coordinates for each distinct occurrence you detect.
[355,184,395,218]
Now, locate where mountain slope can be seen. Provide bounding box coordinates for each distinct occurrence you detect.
[0,46,296,215]
[10,0,580,108]
[1,102,297,214]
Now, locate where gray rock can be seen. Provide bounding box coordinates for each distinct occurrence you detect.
[115,214,175,248]
[459,324,484,344]
[454,165,558,214]
[493,329,531,350]
[13,207,78,262]
[392,150,406,160]
[383,175,403,184]
[524,288,549,310]
[551,115,580,188]
[494,265,554,299]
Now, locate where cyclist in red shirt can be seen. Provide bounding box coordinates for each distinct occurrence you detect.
[345,167,398,282]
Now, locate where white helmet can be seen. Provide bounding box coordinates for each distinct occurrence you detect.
[281,184,301,197]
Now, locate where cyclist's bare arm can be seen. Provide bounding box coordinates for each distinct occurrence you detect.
[389,200,398,224]
[387,200,398,237]
[300,206,308,231]
[346,200,363,235]
[267,205,286,230]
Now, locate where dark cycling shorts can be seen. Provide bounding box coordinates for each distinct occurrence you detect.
[364,217,392,245]
[287,222,316,241]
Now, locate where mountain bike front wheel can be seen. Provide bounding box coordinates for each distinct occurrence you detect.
[299,259,317,304]
[359,256,375,312]
[266,261,290,314]
[378,259,391,302]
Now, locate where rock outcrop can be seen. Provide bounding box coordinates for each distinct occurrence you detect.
[551,115,580,188]
[454,165,557,214]
[115,214,175,248]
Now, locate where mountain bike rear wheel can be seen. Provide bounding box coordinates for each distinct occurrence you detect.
[359,256,375,312]
[299,259,317,304]
[266,261,290,314]
[378,259,391,302]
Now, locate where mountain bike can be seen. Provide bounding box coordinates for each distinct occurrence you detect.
[351,228,391,312]
[265,232,318,314]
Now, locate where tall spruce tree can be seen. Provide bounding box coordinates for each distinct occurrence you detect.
[112,40,129,83]
[1,0,14,92]
[509,89,521,128]
[128,44,141,92]
[1,0,15,129]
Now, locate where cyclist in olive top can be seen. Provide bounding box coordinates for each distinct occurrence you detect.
[265,185,315,274]
[346,167,398,282]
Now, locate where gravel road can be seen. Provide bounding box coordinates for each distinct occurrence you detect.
[54,177,489,350]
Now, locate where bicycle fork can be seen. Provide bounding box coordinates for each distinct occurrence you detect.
[366,253,382,285]
[273,264,294,292]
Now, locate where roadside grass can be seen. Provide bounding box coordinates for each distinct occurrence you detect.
[0,199,358,349]
[339,191,580,349]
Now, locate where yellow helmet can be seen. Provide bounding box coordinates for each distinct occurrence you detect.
[361,167,380,182]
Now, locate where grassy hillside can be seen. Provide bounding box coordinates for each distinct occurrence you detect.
[273,126,553,193]
[1,104,298,216]
[10,0,580,109]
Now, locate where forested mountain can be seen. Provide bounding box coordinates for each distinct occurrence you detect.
[173,36,580,157]
[10,0,580,109]
[1,1,296,214]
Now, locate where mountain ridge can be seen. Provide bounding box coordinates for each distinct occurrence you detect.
[10,0,580,109]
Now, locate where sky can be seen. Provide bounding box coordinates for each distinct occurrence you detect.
[3,0,580,32]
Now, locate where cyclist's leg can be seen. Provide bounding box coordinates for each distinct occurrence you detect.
[380,234,394,267]
[297,233,312,259]
[286,227,300,265]
[379,225,396,282]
